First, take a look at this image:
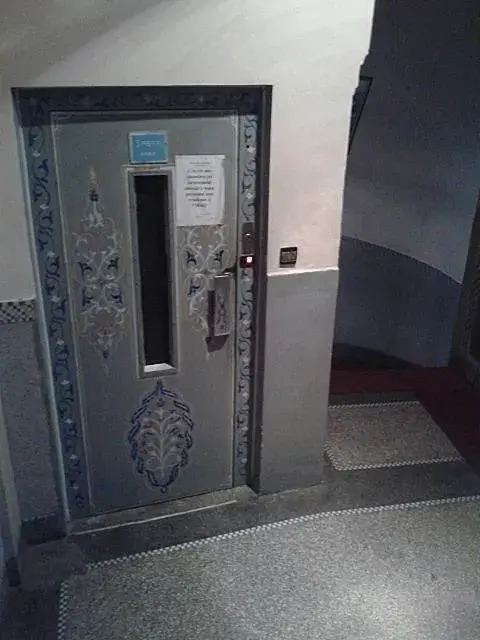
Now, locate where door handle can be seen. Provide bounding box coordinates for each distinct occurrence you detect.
[211,271,234,337]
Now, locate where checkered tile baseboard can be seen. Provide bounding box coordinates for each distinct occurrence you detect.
[0,299,35,324]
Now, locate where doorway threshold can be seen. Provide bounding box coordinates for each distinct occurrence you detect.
[70,486,256,536]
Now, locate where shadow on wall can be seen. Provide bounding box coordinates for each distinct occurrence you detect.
[334,237,461,367]
[332,343,418,371]
[0,0,166,91]
[335,0,480,368]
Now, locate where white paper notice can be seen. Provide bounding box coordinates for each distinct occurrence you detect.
[175,155,225,226]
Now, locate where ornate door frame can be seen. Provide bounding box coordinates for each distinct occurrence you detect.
[14,85,271,523]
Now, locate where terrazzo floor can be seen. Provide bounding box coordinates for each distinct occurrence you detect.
[2,392,480,639]
[327,401,462,470]
[58,497,480,640]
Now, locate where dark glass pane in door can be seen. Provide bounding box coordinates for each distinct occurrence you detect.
[134,174,172,366]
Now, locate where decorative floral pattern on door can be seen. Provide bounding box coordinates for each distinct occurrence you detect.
[18,88,266,519]
[234,114,257,481]
[128,381,194,491]
[72,169,127,364]
[180,225,230,333]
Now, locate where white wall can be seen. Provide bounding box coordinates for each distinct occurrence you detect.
[0,0,375,300]
[342,0,480,283]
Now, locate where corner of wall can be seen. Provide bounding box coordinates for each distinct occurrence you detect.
[259,268,339,493]
[0,299,60,534]
[0,393,22,587]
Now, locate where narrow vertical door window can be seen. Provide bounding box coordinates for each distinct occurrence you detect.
[133,173,174,370]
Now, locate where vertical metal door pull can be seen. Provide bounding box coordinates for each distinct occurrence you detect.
[212,272,234,336]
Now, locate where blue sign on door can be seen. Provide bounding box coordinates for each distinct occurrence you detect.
[129,131,168,164]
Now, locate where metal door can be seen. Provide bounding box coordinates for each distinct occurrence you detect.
[51,112,239,513]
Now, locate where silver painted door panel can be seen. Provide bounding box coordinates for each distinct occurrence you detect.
[53,112,238,513]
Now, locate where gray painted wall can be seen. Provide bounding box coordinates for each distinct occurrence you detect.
[260,269,338,492]
[0,517,4,603]
[336,0,480,365]
[0,394,22,586]
[0,305,59,523]
[335,238,461,366]
[451,192,480,381]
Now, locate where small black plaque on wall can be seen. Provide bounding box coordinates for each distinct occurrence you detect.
[279,246,298,268]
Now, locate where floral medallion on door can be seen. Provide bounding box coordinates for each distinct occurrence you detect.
[72,169,127,365]
[180,225,230,333]
[127,381,195,491]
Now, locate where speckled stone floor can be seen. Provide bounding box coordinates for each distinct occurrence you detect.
[58,498,480,640]
[2,394,480,638]
[327,401,462,470]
